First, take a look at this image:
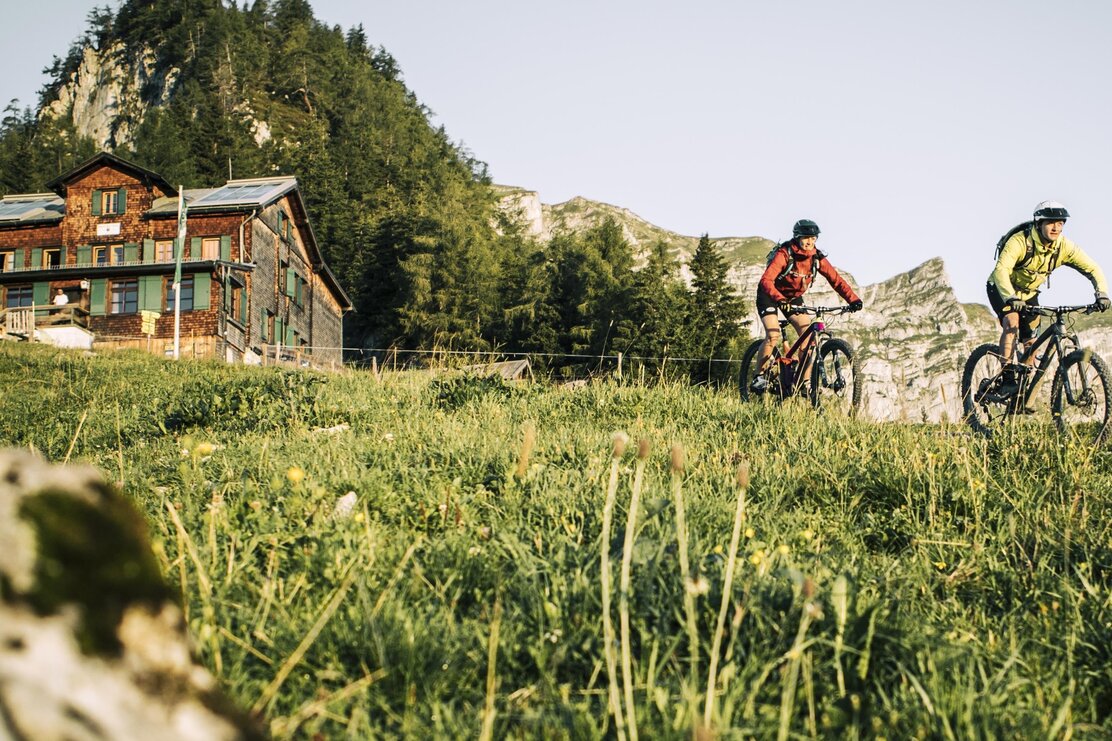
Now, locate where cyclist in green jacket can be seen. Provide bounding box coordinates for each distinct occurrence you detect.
[988,201,1111,395]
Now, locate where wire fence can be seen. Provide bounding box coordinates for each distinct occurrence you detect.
[83,333,748,385]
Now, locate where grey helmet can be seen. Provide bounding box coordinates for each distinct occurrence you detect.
[1033,201,1069,221]
[792,219,821,238]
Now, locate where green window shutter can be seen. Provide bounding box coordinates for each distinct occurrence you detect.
[285,325,295,346]
[190,237,202,260]
[91,190,102,216]
[220,235,231,261]
[139,275,162,312]
[276,211,284,240]
[31,248,42,269]
[239,289,247,325]
[32,282,50,314]
[143,239,155,264]
[275,318,284,345]
[90,279,107,316]
[260,308,269,341]
[285,268,297,298]
[193,272,211,310]
[123,242,139,263]
[117,188,126,215]
[77,245,91,266]
[172,238,182,261]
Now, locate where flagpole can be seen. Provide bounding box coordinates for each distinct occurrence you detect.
[173,187,187,360]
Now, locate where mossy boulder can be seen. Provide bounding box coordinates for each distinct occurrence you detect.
[0,450,264,740]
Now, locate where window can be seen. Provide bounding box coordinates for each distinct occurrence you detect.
[263,310,274,342]
[226,281,246,325]
[102,189,121,215]
[0,251,14,272]
[165,276,194,312]
[279,260,288,295]
[295,275,305,307]
[156,240,175,262]
[93,244,127,265]
[110,279,138,314]
[5,285,32,308]
[201,238,220,260]
[42,248,61,268]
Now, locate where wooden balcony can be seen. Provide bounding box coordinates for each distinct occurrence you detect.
[1,305,90,339]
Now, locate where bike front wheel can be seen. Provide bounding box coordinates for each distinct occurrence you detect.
[810,338,861,413]
[1051,348,1112,446]
[961,343,1009,438]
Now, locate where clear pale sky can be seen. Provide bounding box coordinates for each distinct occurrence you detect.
[4,1,1112,304]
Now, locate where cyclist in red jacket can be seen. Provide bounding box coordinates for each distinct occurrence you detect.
[749,219,862,392]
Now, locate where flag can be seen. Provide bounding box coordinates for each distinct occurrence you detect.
[173,188,187,287]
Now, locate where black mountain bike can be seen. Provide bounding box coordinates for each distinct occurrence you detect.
[961,303,1112,445]
[739,305,862,413]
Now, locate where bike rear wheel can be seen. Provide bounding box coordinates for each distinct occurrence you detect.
[1051,348,1112,446]
[809,338,861,413]
[738,338,773,400]
[961,343,1010,437]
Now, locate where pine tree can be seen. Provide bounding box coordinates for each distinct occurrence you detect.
[688,233,748,382]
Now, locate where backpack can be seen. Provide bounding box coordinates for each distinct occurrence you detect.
[765,240,823,283]
[996,221,1061,285]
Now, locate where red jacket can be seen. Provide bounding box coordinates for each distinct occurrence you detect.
[758,243,860,304]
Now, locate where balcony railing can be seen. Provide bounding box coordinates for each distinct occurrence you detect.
[1,305,90,337]
[0,258,212,273]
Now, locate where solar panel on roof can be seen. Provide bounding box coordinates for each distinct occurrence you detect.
[193,182,286,206]
[0,198,58,219]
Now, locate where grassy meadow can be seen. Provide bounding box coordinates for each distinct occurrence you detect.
[3,343,1112,739]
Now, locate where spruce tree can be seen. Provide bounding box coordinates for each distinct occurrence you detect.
[688,233,748,382]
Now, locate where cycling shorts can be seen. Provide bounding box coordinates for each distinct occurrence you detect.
[756,291,804,317]
[986,281,1040,341]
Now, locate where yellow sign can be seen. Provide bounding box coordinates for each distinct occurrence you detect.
[141,310,160,335]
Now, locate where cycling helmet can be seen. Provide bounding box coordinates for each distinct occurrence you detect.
[792,219,821,238]
[1033,201,1069,221]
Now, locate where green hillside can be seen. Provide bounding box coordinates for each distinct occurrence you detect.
[5,342,1112,738]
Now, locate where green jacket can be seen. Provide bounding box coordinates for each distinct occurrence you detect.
[989,226,1108,300]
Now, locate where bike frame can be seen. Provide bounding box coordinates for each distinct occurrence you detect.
[763,307,848,395]
[1012,305,1089,407]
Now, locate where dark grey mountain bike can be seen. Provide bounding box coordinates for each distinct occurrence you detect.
[961,303,1112,445]
[739,305,862,413]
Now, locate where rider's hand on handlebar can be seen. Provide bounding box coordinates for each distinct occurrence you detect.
[1004,296,1026,314]
[848,299,863,313]
[1096,292,1111,312]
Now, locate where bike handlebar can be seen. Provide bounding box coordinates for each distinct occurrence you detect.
[784,305,856,317]
[1020,304,1099,317]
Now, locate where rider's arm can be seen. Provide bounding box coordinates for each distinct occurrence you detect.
[989,233,1025,299]
[759,250,789,302]
[1058,238,1110,295]
[817,258,861,304]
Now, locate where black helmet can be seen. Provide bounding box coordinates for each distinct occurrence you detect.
[1033,201,1069,221]
[792,219,820,238]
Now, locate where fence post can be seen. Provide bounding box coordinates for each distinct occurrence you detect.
[616,351,623,381]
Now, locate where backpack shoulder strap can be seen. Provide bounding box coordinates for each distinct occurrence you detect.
[811,249,827,279]
[997,222,1033,263]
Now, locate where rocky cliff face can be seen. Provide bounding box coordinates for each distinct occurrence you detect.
[42,43,178,149]
[41,42,271,150]
[498,187,1014,421]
